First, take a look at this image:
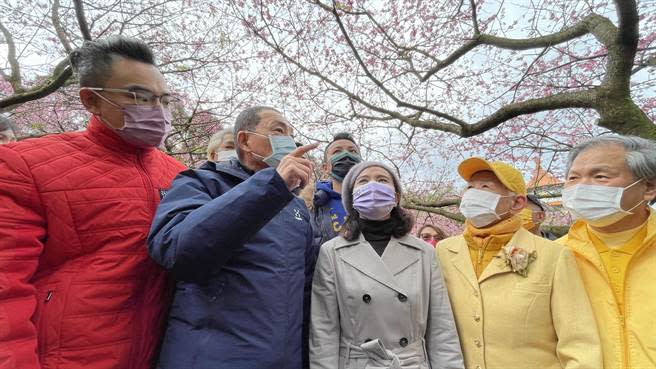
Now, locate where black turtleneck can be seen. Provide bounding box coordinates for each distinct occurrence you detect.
[359,218,395,256]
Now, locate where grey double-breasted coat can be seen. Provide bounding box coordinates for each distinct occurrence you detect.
[310,234,464,369]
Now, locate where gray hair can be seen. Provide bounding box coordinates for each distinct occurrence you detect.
[69,36,155,87]
[567,135,656,181]
[233,106,281,157]
[0,115,14,132]
[206,126,234,160]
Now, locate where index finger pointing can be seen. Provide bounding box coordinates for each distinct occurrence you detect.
[288,142,319,158]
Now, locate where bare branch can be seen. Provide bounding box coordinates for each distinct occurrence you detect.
[0,64,72,110]
[469,0,479,34]
[73,0,92,41]
[632,53,656,74]
[403,202,466,223]
[52,0,73,53]
[329,2,467,126]
[421,14,604,82]
[0,20,23,92]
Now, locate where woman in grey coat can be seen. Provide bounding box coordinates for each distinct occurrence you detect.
[310,161,464,369]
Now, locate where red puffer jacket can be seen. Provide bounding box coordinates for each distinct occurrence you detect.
[0,116,186,369]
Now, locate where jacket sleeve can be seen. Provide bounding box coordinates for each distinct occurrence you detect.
[310,209,324,251]
[551,247,603,369]
[0,147,46,369]
[309,243,340,369]
[426,254,465,369]
[303,211,319,369]
[147,167,294,281]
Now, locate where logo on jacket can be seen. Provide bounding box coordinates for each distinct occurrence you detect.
[294,208,303,221]
[159,188,169,199]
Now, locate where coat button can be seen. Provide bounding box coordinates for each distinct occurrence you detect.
[362,294,372,304]
[397,293,407,302]
[399,337,408,347]
[474,315,481,322]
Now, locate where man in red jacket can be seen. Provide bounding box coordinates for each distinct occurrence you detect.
[0,36,185,369]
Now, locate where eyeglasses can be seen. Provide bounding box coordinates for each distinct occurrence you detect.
[85,87,179,107]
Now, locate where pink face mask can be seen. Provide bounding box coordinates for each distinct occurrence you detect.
[91,90,172,148]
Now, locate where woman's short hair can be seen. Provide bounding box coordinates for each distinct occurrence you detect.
[206,126,234,160]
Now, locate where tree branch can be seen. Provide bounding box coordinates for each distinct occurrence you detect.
[329,2,467,126]
[0,20,23,92]
[421,14,604,81]
[0,64,72,110]
[52,0,73,53]
[469,0,479,34]
[403,202,466,223]
[464,90,597,137]
[73,0,92,41]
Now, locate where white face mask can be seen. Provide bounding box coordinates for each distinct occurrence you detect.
[562,180,644,227]
[214,150,236,163]
[459,188,512,228]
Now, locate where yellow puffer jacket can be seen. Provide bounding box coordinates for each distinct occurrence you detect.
[559,211,656,369]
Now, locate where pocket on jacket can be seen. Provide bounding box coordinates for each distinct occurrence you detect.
[171,280,227,327]
[513,282,550,295]
[36,287,57,360]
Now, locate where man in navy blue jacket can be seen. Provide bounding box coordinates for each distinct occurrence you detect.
[148,106,318,369]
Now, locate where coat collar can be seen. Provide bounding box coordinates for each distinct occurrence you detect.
[334,234,422,294]
[444,237,479,291]
[209,158,256,182]
[563,220,607,273]
[446,228,538,285]
[564,210,656,273]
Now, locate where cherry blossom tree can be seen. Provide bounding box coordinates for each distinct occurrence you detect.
[2,0,654,226]
[229,0,653,225]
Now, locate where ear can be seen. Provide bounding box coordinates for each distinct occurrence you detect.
[236,131,251,154]
[321,161,330,175]
[396,192,401,205]
[644,179,656,202]
[79,89,101,115]
[511,195,527,212]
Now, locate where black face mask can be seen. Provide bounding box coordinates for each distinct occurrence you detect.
[329,151,361,181]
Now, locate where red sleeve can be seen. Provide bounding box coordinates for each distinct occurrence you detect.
[0,145,46,369]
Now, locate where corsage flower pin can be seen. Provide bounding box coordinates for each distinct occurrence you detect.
[501,244,537,277]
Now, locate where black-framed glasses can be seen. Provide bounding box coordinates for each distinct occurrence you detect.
[85,87,180,107]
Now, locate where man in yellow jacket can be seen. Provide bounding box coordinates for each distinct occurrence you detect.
[438,157,602,369]
[559,135,656,369]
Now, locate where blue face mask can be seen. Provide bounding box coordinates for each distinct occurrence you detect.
[249,132,297,168]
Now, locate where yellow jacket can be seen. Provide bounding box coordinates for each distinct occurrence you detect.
[438,227,602,369]
[559,211,656,369]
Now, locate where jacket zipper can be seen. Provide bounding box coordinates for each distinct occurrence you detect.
[129,151,155,367]
[618,241,652,369]
[136,151,155,212]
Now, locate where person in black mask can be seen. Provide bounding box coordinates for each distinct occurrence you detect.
[311,132,362,246]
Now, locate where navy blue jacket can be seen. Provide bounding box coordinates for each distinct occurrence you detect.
[148,159,316,369]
